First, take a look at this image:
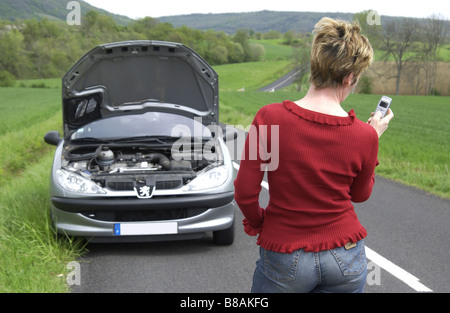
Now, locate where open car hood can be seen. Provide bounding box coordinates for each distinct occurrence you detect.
[62,40,218,140]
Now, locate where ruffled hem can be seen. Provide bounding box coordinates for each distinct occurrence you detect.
[283,100,355,126]
[256,228,367,253]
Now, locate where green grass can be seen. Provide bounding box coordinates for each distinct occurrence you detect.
[0,86,85,292]
[0,87,60,135]
[0,153,85,292]
[16,78,61,89]
[0,88,62,186]
[342,94,449,198]
[438,44,450,62]
[250,39,295,61]
[215,60,292,91]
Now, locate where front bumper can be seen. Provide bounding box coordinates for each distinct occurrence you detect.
[50,192,235,242]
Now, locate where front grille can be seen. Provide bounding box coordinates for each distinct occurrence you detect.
[155,180,182,190]
[107,181,134,191]
[107,180,182,191]
[82,207,208,222]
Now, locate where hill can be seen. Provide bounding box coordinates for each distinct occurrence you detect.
[0,0,132,25]
[158,10,409,34]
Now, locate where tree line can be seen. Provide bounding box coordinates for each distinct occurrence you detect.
[354,11,449,95]
[0,11,265,83]
[258,11,449,96]
[1,10,448,95]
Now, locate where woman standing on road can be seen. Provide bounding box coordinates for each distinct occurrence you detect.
[234,17,394,293]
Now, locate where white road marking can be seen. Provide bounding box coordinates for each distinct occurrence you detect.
[232,162,433,292]
[365,247,432,292]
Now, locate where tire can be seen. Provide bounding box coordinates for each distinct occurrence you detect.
[213,219,235,245]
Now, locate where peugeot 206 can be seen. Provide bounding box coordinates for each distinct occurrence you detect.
[44,41,236,244]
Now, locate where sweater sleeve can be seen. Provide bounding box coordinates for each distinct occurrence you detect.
[234,107,267,236]
[350,127,379,203]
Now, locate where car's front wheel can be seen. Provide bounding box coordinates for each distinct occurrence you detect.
[213,220,235,245]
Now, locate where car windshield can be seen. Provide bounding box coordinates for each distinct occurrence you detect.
[70,112,212,141]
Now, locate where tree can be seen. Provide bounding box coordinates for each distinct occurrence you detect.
[0,70,16,87]
[248,43,265,62]
[227,42,245,63]
[233,29,251,61]
[81,10,117,41]
[353,10,383,49]
[0,29,28,78]
[131,16,159,34]
[381,18,421,95]
[422,14,449,95]
[263,30,282,40]
[283,30,295,45]
[22,19,62,44]
[0,12,267,80]
[291,36,311,92]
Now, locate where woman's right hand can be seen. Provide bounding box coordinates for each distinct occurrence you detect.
[368,109,394,138]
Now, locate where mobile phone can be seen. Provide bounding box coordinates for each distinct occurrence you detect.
[375,96,392,118]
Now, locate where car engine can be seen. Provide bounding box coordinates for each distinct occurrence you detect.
[61,143,219,191]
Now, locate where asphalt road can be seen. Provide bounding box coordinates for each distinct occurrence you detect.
[258,64,309,92]
[71,134,449,294]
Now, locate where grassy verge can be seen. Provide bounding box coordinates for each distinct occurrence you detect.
[0,87,85,292]
[0,152,86,292]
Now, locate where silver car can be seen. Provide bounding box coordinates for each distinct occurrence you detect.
[44,40,236,244]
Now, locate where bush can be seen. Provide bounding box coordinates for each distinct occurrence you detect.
[358,76,373,94]
[0,70,16,87]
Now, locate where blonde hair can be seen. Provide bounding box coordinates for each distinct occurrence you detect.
[310,17,373,89]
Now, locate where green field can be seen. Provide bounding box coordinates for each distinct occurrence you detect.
[1,47,449,292]
[0,87,86,292]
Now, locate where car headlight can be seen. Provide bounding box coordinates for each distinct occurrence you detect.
[184,165,229,191]
[56,169,106,194]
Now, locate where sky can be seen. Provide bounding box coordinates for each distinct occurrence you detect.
[83,0,449,19]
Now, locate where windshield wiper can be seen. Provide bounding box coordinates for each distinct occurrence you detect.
[70,137,112,143]
[72,136,213,145]
[112,136,181,144]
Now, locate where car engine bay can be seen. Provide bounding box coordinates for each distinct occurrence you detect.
[61,142,222,191]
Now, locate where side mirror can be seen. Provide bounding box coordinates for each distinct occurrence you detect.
[223,126,238,142]
[44,131,62,146]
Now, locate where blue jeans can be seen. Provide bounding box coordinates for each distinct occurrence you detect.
[251,240,367,293]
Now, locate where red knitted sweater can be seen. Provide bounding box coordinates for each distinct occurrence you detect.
[234,100,379,253]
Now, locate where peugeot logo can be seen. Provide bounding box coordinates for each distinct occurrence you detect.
[134,185,154,199]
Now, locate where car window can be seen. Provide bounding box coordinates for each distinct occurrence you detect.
[70,112,212,140]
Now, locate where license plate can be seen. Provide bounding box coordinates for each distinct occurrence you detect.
[114,222,178,236]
